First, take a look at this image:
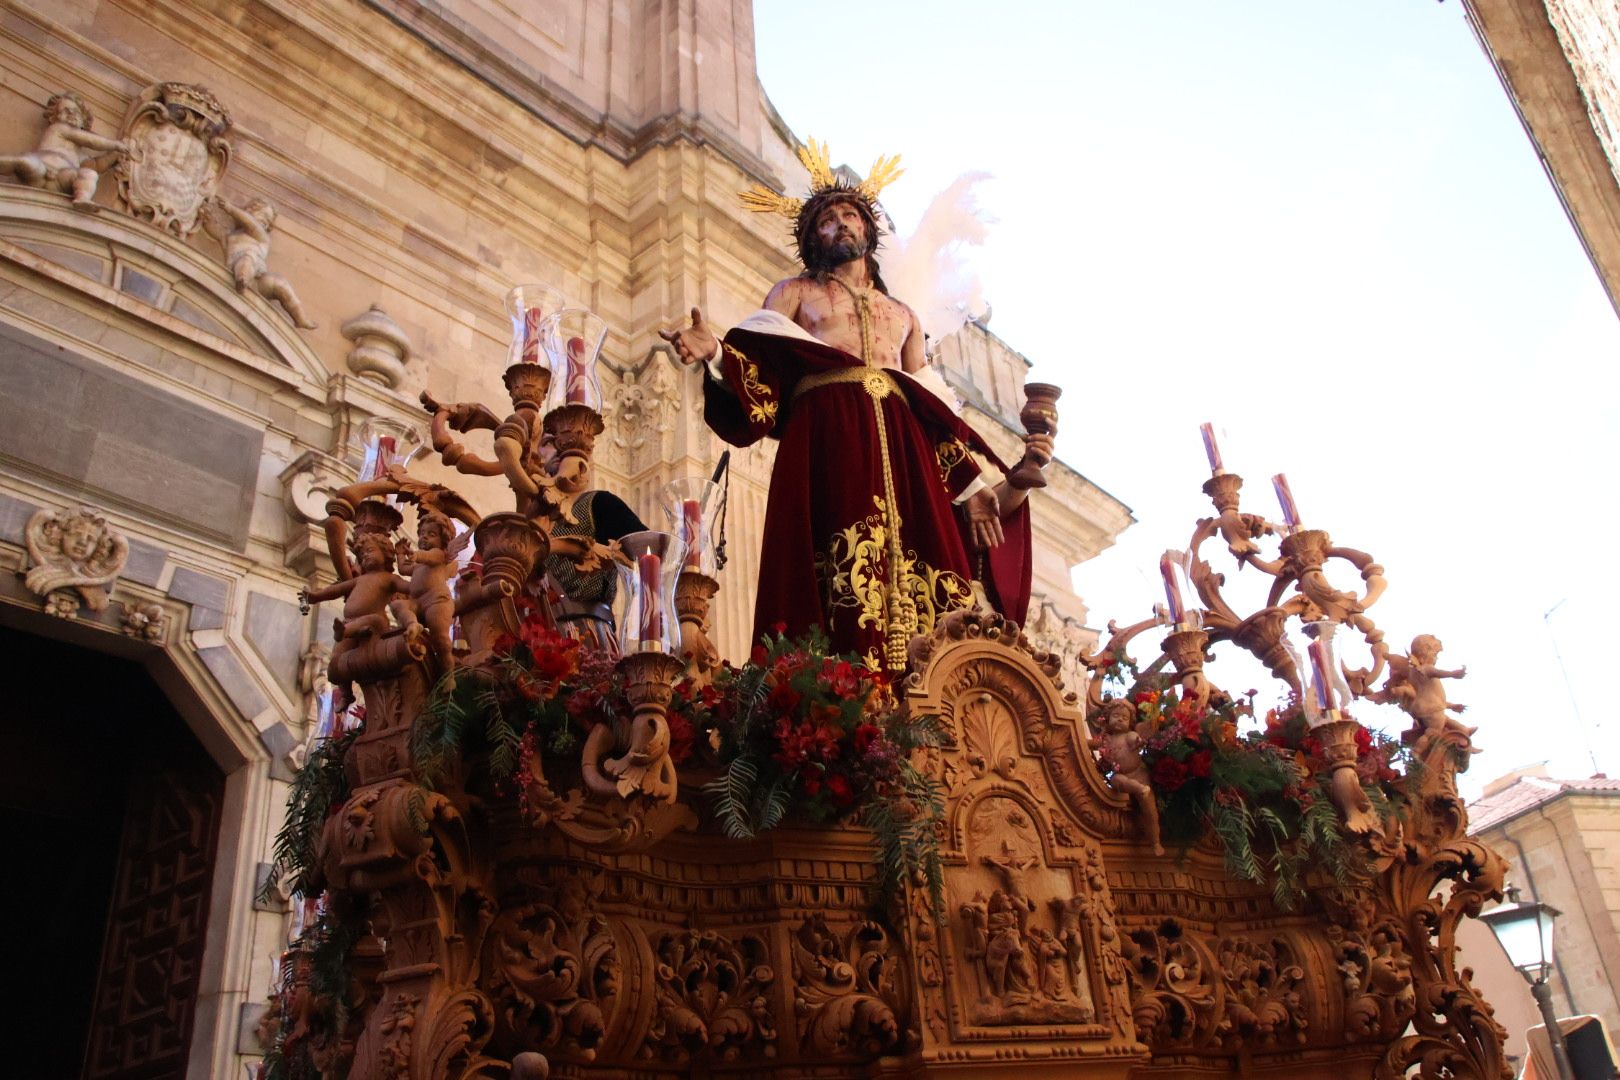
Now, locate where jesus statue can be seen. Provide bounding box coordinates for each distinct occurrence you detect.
[661,141,1051,672]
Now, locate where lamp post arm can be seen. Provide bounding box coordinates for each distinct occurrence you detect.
[1529,977,1577,1080]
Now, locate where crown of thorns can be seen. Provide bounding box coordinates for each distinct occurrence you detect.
[739,138,903,220]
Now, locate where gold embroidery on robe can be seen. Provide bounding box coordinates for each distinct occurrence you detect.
[935,436,970,486]
[724,342,778,425]
[813,496,975,639]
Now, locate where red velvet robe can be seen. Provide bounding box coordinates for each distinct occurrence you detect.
[703,319,1032,668]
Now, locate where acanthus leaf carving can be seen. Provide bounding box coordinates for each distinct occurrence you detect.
[642,929,777,1064]
[483,873,618,1063]
[790,915,902,1057]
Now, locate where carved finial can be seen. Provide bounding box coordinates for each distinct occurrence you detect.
[341,305,413,388]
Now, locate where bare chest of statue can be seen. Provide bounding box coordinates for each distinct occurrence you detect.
[794,280,912,368]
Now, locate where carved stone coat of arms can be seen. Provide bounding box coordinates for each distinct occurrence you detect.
[117,81,232,236]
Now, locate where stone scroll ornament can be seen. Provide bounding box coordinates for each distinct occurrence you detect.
[23,506,129,617]
[116,82,232,237]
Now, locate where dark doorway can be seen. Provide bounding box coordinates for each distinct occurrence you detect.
[0,628,224,1079]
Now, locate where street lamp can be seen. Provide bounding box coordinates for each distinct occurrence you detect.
[1481,884,1575,1080]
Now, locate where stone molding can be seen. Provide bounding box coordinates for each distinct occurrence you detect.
[0,185,329,393]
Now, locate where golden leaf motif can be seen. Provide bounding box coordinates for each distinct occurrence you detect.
[814,498,974,638]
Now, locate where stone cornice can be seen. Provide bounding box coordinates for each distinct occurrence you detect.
[1464,0,1620,318]
[363,0,786,190]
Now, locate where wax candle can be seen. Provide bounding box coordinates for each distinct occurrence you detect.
[680,499,702,569]
[638,551,664,645]
[313,689,336,743]
[360,435,396,483]
[1272,473,1301,528]
[1200,422,1224,473]
[522,308,545,364]
[565,335,589,404]
[1307,639,1337,715]
[1159,552,1186,627]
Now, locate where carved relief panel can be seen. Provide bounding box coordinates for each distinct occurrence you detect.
[902,612,1143,1067]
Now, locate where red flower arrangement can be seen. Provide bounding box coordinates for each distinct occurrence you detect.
[1094,680,1411,908]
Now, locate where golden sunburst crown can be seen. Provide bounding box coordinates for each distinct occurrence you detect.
[739,137,904,220]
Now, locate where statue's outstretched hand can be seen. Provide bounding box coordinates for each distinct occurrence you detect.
[659,307,720,367]
[965,487,1005,550]
[1021,432,1054,469]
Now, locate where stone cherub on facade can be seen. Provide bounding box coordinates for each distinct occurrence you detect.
[1091,699,1165,856]
[0,91,126,207]
[202,195,317,328]
[23,505,129,616]
[1372,635,1474,744]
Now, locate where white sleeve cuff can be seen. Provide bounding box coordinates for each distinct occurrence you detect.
[703,339,726,382]
[953,475,988,505]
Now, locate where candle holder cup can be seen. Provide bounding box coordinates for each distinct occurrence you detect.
[1201,471,1243,514]
[502,361,553,413]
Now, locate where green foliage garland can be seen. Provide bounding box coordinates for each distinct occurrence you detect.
[258,727,357,903]
[703,627,949,916]
[1104,683,1408,909]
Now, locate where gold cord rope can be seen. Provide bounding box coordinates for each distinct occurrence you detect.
[831,278,916,672]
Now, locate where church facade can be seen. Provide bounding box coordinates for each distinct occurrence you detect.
[0,1,1129,1075]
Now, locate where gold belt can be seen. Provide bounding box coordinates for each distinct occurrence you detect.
[792,366,898,402]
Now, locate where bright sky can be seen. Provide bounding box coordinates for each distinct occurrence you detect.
[754,0,1620,797]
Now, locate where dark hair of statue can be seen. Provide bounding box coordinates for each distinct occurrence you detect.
[794,190,889,295]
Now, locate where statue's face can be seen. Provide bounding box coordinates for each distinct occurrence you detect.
[815,200,870,264]
[418,522,450,550]
[61,517,99,561]
[49,97,85,128]
[357,537,391,572]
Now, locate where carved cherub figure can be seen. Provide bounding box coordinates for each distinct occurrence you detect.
[299,532,408,707]
[24,505,129,614]
[1091,700,1165,856]
[389,508,468,677]
[1377,634,1474,742]
[0,92,126,207]
[204,195,316,328]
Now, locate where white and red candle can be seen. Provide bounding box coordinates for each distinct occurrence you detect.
[522,308,545,365]
[1272,473,1301,529]
[565,335,589,404]
[1199,422,1224,474]
[1160,552,1186,627]
[1307,639,1337,716]
[313,689,336,743]
[680,499,702,570]
[638,551,664,646]
[360,434,397,483]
